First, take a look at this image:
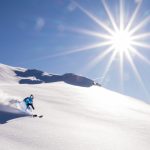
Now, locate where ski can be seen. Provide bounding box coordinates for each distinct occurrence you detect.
[32,114,43,118]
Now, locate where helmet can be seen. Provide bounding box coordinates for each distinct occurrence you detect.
[30,94,34,99]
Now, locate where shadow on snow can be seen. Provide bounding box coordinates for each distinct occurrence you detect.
[0,104,28,124]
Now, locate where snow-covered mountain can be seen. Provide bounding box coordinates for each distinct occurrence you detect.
[0,63,97,87]
[0,63,150,150]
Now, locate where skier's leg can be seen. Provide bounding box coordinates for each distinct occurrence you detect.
[26,104,30,110]
[28,104,34,110]
[25,104,29,111]
[31,104,35,110]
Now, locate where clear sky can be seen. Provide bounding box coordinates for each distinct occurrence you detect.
[0,0,150,102]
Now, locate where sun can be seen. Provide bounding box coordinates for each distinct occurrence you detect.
[110,30,133,53]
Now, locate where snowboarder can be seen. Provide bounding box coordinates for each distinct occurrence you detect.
[23,94,35,110]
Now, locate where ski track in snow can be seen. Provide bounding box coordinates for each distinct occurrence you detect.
[0,83,150,150]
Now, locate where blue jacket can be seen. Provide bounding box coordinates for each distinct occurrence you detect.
[24,97,33,105]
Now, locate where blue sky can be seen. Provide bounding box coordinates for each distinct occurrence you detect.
[0,0,150,102]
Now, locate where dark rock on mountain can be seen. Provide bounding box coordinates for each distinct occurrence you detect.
[15,69,100,87]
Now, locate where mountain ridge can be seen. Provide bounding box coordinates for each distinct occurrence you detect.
[0,63,100,87]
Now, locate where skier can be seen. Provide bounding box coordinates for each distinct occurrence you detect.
[23,94,35,110]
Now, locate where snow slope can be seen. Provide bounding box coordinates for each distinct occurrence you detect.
[0,64,150,150]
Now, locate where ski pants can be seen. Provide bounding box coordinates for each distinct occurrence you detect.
[27,103,34,110]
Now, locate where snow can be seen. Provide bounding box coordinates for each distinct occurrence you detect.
[0,64,19,84]
[0,64,150,150]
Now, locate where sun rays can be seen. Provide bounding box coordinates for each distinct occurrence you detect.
[69,0,150,98]
[32,0,150,99]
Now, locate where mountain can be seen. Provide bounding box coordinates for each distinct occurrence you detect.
[0,63,98,87]
[0,63,150,150]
